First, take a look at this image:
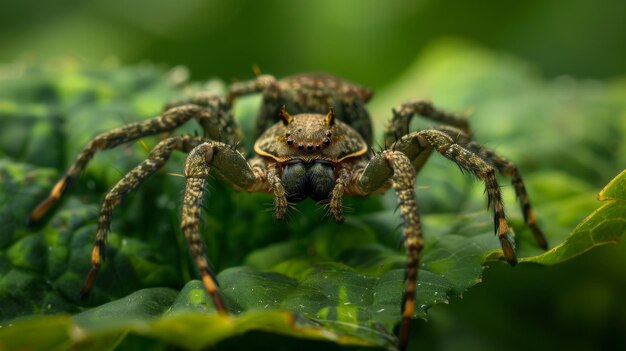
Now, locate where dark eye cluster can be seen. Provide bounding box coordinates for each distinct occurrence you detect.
[285,130,332,151]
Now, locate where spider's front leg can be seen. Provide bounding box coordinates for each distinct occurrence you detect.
[347,151,422,350]
[28,96,237,225]
[182,142,274,313]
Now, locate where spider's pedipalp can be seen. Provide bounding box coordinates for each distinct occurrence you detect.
[328,167,352,223]
[267,163,288,220]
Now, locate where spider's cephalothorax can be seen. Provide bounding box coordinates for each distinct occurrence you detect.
[29,73,548,350]
[255,106,367,202]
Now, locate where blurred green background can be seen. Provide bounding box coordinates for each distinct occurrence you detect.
[1,1,625,350]
[3,0,625,83]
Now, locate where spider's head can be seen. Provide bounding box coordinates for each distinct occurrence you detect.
[275,106,337,202]
[253,106,368,203]
[279,105,334,152]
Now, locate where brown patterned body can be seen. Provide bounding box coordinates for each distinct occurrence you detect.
[254,111,368,164]
[30,73,548,351]
[230,73,374,143]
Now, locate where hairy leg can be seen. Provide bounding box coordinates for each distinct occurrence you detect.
[164,94,243,149]
[227,75,283,139]
[29,98,233,225]
[463,144,547,248]
[353,150,423,350]
[384,100,472,147]
[80,135,203,298]
[266,162,288,220]
[182,142,265,313]
[227,74,278,103]
[329,166,352,222]
[392,129,517,264]
[432,126,547,248]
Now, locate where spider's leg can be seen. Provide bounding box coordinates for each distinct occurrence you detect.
[164,94,244,150]
[79,135,203,299]
[266,163,288,220]
[227,74,278,103]
[182,142,262,313]
[431,126,547,249]
[460,141,547,249]
[29,99,233,225]
[384,100,472,146]
[246,156,289,220]
[163,92,227,110]
[227,74,283,139]
[329,166,352,223]
[351,151,422,351]
[392,129,517,265]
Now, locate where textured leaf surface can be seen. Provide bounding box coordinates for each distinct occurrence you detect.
[524,171,626,265]
[1,42,625,350]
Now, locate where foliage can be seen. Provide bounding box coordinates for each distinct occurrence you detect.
[0,42,624,350]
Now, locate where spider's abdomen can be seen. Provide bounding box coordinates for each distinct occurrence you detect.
[281,160,335,202]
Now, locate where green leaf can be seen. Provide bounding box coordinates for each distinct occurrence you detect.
[526,169,626,265]
[598,169,626,202]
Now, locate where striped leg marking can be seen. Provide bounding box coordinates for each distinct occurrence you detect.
[79,135,202,299]
[29,104,209,225]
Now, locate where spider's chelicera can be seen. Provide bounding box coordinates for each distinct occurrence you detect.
[29,73,548,350]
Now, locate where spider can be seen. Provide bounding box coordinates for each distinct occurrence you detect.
[29,73,548,350]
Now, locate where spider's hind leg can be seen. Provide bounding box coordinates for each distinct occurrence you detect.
[227,74,278,103]
[384,100,472,147]
[227,75,282,139]
[80,135,203,299]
